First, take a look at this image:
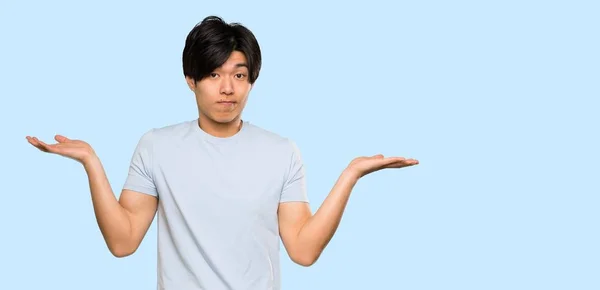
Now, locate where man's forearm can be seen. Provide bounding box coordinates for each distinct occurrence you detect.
[296,169,359,261]
[83,156,133,255]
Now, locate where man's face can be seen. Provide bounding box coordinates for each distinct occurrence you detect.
[187,51,252,125]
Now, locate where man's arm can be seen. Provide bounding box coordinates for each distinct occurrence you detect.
[278,154,418,266]
[85,156,158,257]
[278,170,358,266]
[27,134,158,258]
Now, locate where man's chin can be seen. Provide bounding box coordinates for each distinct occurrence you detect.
[211,116,241,125]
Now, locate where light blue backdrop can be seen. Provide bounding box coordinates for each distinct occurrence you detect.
[1,1,598,289]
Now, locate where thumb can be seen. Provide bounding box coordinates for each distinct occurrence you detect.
[55,135,71,143]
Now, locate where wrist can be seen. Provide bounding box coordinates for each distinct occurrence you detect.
[341,167,361,184]
[82,153,101,169]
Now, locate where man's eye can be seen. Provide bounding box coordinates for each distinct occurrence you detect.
[235,74,246,79]
[210,73,218,78]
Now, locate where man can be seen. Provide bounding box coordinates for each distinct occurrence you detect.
[26,15,418,290]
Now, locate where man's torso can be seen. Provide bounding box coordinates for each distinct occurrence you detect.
[123,119,308,290]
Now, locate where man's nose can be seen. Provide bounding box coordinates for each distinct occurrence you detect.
[220,78,234,95]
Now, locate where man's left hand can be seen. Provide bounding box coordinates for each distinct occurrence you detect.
[345,154,419,179]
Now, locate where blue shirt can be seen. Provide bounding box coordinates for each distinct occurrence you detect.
[123,119,309,290]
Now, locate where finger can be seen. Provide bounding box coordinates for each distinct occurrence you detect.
[388,159,419,168]
[26,137,44,150]
[36,138,60,153]
[386,157,420,165]
[27,137,46,150]
[26,136,36,145]
[55,135,71,143]
[379,156,405,165]
[363,157,403,170]
[35,138,51,149]
[387,157,406,162]
[29,137,59,154]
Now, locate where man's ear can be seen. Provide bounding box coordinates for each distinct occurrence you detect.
[185,76,196,91]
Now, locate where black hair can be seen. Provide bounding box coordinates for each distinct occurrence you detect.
[182,16,262,84]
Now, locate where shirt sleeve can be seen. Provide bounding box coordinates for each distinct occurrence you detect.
[280,139,309,203]
[122,129,158,197]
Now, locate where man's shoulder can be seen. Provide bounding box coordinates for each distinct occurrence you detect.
[244,122,296,147]
[242,122,303,161]
[140,119,194,139]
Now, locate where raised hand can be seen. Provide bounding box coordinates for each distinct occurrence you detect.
[26,134,97,165]
[345,154,419,179]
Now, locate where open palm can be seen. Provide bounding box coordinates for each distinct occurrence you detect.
[26,134,96,164]
[347,154,419,178]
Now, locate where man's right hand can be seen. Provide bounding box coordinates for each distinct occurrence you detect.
[26,134,97,165]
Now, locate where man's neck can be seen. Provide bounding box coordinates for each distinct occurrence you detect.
[197,116,242,138]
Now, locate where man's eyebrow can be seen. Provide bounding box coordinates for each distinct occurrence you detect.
[235,63,248,68]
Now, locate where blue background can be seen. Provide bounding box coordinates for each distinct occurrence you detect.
[1,0,598,289]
